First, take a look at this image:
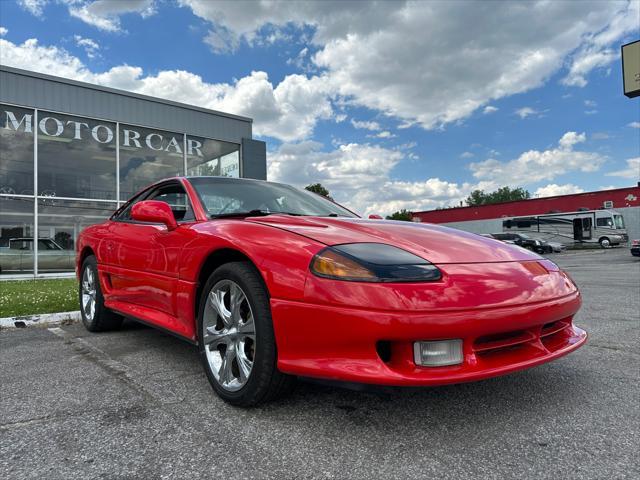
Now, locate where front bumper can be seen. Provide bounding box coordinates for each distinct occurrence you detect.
[271,291,585,386]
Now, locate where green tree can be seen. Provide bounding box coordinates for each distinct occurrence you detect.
[465,187,530,206]
[305,183,330,198]
[386,209,413,221]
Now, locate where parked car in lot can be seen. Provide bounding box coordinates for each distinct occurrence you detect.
[77,176,586,406]
[0,237,75,273]
[546,241,566,253]
[490,232,553,254]
[631,239,640,257]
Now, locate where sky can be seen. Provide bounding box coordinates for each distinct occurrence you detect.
[0,0,638,216]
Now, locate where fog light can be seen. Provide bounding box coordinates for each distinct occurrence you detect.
[413,339,463,367]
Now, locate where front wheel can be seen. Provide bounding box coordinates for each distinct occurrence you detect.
[197,261,294,407]
[79,255,123,332]
[599,237,611,248]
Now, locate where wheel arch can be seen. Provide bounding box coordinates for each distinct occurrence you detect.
[77,246,95,278]
[194,247,269,324]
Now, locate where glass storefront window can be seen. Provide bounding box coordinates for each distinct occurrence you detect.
[1,104,35,195]
[119,125,185,201]
[1,102,248,276]
[186,136,240,178]
[0,196,34,275]
[37,111,117,200]
[36,198,117,273]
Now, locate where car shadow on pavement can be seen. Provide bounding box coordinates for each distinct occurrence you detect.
[106,318,593,433]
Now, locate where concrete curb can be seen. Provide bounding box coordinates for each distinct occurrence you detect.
[0,310,81,330]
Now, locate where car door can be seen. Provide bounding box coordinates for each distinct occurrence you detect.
[106,181,196,317]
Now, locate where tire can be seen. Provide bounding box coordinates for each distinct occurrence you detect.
[197,261,294,407]
[79,255,123,332]
[599,237,611,248]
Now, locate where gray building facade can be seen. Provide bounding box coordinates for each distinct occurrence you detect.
[0,66,266,278]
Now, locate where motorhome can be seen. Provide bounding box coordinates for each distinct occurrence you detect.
[502,209,628,248]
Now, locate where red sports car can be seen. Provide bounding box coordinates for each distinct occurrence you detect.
[77,176,586,406]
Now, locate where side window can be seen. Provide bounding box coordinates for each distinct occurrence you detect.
[113,198,140,222]
[596,217,613,228]
[112,182,194,223]
[147,184,195,222]
[38,239,55,250]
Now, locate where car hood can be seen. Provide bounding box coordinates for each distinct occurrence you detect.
[246,216,540,264]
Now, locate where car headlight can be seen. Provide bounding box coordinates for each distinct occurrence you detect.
[310,243,441,282]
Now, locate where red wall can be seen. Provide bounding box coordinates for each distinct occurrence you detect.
[413,186,640,224]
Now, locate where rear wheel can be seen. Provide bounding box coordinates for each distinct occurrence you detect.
[197,261,294,407]
[79,255,123,332]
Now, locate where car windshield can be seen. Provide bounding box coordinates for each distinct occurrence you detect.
[517,233,531,239]
[188,177,358,218]
[614,215,625,229]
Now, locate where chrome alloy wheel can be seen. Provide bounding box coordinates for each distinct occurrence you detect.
[81,266,96,321]
[203,280,256,392]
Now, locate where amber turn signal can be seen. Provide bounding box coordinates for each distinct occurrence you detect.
[310,249,377,281]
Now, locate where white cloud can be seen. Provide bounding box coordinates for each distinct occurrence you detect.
[68,0,157,32]
[584,99,597,107]
[606,157,640,179]
[515,107,539,119]
[350,119,381,131]
[535,183,585,197]
[73,35,99,58]
[483,105,498,114]
[181,0,631,130]
[17,0,47,17]
[268,141,468,215]
[469,131,606,186]
[562,0,639,87]
[628,121,640,128]
[374,131,396,139]
[0,27,7,37]
[268,130,611,216]
[460,151,474,159]
[0,36,332,142]
[287,47,309,70]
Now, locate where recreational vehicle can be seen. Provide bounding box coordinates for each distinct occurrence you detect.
[502,209,628,248]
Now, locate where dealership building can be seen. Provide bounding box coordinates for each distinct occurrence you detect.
[412,185,640,242]
[0,65,267,278]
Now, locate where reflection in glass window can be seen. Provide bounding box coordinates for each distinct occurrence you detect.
[186,136,239,178]
[37,111,116,200]
[119,125,185,201]
[1,104,35,195]
[0,196,34,274]
[37,198,117,273]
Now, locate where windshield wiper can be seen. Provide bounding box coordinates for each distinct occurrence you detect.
[210,209,304,219]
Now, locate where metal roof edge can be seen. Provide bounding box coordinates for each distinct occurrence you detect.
[0,65,253,124]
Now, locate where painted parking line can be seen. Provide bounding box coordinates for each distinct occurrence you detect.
[47,326,185,405]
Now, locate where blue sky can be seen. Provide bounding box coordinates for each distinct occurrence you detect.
[0,0,638,215]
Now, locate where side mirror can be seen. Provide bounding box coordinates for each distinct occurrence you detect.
[368,214,383,219]
[131,200,178,231]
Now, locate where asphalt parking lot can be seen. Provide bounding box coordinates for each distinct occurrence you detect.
[1,248,639,479]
